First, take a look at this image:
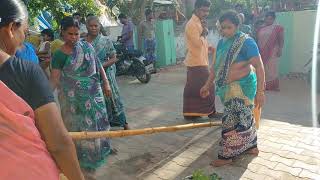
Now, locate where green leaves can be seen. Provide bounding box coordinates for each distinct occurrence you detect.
[26,0,101,30]
[191,170,222,180]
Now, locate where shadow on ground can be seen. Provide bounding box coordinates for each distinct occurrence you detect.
[176,141,257,180]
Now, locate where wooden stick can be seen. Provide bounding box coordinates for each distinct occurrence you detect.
[69,121,222,140]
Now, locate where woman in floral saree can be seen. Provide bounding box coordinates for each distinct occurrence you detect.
[85,16,130,130]
[201,11,266,167]
[50,17,112,179]
[257,11,284,91]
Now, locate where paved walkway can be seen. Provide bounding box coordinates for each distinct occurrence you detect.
[94,65,319,180]
[144,120,320,180]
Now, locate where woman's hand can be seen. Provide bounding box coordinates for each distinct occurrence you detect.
[99,66,111,97]
[255,91,265,108]
[200,83,211,98]
[103,83,112,97]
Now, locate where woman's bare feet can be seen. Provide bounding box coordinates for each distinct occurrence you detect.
[210,159,233,167]
[246,147,259,156]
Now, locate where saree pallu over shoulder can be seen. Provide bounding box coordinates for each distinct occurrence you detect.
[215,33,248,90]
[257,24,283,91]
[0,81,59,180]
[215,32,258,160]
[59,41,111,170]
[257,24,283,64]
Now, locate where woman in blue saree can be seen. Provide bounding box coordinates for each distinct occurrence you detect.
[201,11,266,167]
[85,16,130,130]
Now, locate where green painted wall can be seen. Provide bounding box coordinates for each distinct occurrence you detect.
[291,10,316,73]
[277,10,316,75]
[277,12,294,76]
[133,20,177,68]
[156,20,177,68]
[133,27,138,49]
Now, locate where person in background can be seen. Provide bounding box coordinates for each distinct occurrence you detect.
[235,3,244,14]
[86,16,130,130]
[73,12,87,38]
[38,29,54,59]
[118,13,135,51]
[253,19,264,40]
[51,38,64,54]
[183,0,221,120]
[86,13,95,18]
[26,31,41,48]
[139,9,157,73]
[50,16,112,180]
[86,12,109,36]
[0,0,84,179]
[50,28,64,54]
[37,28,54,75]
[239,13,252,36]
[201,10,265,167]
[15,41,39,64]
[257,11,284,91]
[235,4,252,24]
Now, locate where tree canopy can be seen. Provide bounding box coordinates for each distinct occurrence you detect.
[24,0,100,29]
[23,0,310,29]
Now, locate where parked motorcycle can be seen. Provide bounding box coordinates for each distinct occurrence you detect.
[113,41,153,84]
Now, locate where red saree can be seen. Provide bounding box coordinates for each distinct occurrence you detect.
[257,24,284,91]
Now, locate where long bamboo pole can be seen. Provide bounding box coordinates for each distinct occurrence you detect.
[69,121,222,140]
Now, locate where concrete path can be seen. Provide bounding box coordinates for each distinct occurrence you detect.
[94,65,319,180]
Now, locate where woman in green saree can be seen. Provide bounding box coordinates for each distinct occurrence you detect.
[85,16,130,130]
[50,17,112,179]
[200,11,266,167]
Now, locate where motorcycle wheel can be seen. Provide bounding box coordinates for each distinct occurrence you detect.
[136,73,151,84]
[133,61,151,84]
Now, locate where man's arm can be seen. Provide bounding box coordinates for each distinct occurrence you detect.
[138,22,144,50]
[122,31,133,42]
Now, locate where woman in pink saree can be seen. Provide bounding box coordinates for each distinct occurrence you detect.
[0,81,60,179]
[257,11,284,91]
[0,0,84,179]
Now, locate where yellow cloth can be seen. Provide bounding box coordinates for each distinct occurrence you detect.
[184,15,208,67]
[60,174,68,180]
[51,39,64,54]
[26,35,41,49]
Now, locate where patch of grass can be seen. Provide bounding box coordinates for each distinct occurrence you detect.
[191,170,222,180]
